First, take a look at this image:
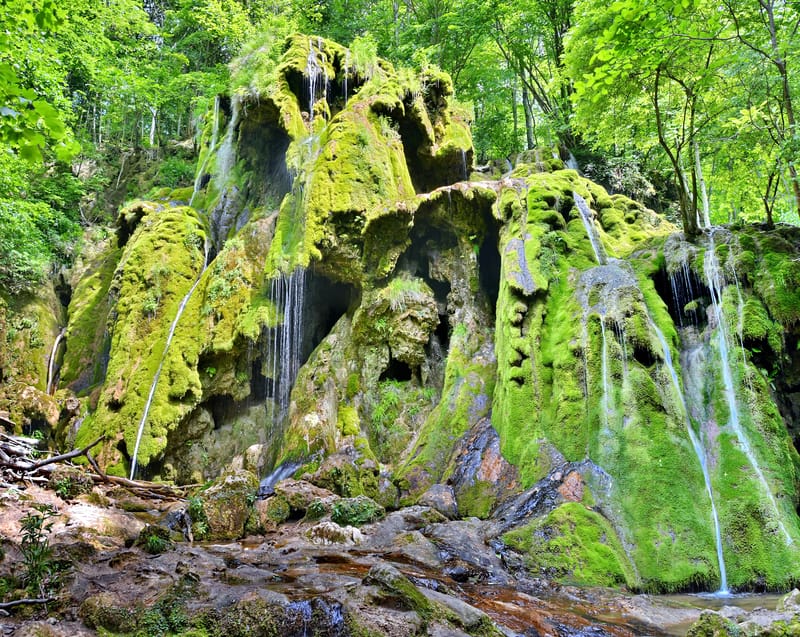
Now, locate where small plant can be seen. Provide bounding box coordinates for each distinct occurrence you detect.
[20,503,58,596]
[54,477,73,500]
[187,496,209,541]
[137,525,173,555]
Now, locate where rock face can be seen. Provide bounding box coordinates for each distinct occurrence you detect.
[4,32,800,593]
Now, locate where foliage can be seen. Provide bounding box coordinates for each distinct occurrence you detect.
[331,495,385,527]
[20,503,58,596]
[0,198,79,293]
[137,525,173,555]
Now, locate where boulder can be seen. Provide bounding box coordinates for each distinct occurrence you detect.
[200,468,259,540]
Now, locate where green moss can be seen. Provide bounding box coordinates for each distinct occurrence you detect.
[263,495,290,524]
[502,503,636,587]
[331,495,385,526]
[455,480,495,519]
[397,324,495,498]
[61,229,120,393]
[76,204,208,472]
[338,404,360,436]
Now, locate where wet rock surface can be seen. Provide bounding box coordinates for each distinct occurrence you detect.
[0,481,730,636]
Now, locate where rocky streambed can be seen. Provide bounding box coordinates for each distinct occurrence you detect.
[3,480,798,637]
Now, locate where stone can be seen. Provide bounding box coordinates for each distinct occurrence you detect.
[200,468,259,540]
[778,589,800,612]
[418,484,459,519]
[686,611,739,637]
[306,520,364,545]
[273,478,338,514]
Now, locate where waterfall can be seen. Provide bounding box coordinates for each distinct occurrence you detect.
[573,192,607,265]
[668,261,697,328]
[599,318,614,433]
[266,268,307,422]
[649,318,729,593]
[46,328,65,395]
[704,232,793,545]
[257,459,302,497]
[306,38,327,120]
[130,242,209,480]
[189,95,221,208]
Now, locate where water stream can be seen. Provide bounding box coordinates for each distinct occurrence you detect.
[599,318,614,433]
[649,318,728,592]
[306,38,327,119]
[46,328,65,395]
[703,234,793,545]
[573,192,607,265]
[130,243,209,480]
[266,268,308,422]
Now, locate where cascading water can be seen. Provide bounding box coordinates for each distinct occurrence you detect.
[573,192,607,265]
[703,232,793,545]
[266,268,307,422]
[649,318,729,593]
[214,96,240,190]
[46,328,65,395]
[668,261,697,327]
[599,318,614,434]
[207,97,242,247]
[130,242,210,480]
[306,38,327,120]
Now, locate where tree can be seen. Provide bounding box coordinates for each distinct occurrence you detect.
[566,0,732,236]
[488,0,575,155]
[721,0,800,220]
[0,0,79,162]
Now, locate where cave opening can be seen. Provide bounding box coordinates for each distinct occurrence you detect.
[207,394,238,429]
[652,265,710,330]
[479,218,501,318]
[379,358,414,382]
[237,100,293,214]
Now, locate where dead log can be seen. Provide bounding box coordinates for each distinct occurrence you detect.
[0,597,55,616]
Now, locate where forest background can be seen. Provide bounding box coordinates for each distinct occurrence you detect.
[2,0,799,294]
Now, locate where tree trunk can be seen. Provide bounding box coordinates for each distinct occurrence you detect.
[522,86,535,150]
[149,107,158,148]
[654,68,698,237]
[511,81,519,153]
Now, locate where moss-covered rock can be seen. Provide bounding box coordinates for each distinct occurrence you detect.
[502,502,636,588]
[331,495,385,527]
[199,468,259,540]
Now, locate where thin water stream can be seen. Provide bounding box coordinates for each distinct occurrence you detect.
[46,328,65,395]
[130,244,209,480]
[650,318,728,593]
[574,192,607,265]
[704,233,793,545]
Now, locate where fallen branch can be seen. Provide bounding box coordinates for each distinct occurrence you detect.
[26,436,104,471]
[0,597,55,615]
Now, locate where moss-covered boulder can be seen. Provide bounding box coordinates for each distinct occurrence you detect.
[199,468,259,540]
[502,502,636,588]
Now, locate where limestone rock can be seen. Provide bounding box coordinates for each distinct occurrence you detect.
[306,520,364,545]
[200,468,259,540]
[273,478,338,514]
[418,484,459,520]
[778,589,800,612]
